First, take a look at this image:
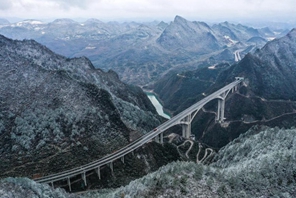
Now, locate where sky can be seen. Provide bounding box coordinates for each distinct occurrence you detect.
[0,0,296,24]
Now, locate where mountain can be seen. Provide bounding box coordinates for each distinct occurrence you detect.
[157,15,221,53]
[152,28,296,148]
[0,177,79,198]
[218,28,296,100]
[0,34,163,179]
[0,16,278,86]
[3,126,296,197]
[86,126,296,197]
[246,36,267,45]
[0,18,10,25]
[212,21,261,42]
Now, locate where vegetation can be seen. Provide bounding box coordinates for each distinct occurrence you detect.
[0,33,161,179]
[83,126,296,197]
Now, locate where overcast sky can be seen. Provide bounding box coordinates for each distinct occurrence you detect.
[0,0,295,24]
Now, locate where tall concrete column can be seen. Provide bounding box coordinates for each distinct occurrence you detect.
[217,99,225,122]
[216,92,226,122]
[109,162,114,174]
[81,172,87,186]
[182,114,192,138]
[95,166,101,179]
[217,99,221,121]
[155,135,160,143]
[155,134,163,144]
[160,133,163,144]
[67,177,71,192]
[220,99,225,122]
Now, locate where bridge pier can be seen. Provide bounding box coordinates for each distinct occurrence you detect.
[154,133,163,143]
[67,177,71,192]
[182,124,191,138]
[181,114,191,138]
[155,135,159,143]
[109,161,114,174]
[216,90,228,122]
[95,166,101,179]
[121,156,125,163]
[81,171,87,186]
[216,98,225,122]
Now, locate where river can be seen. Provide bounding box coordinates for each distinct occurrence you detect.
[146,92,171,119]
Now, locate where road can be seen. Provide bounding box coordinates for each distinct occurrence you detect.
[177,140,194,159]
[234,50,242,62]
[35,78,243,184]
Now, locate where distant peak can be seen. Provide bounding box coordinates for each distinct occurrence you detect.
[84,18,104,24]
[288,28,296,35]
[286,28,296,41]
[157,21,168,29]
[0,34,9,40]
[0,18,10,25]
[220,21,232,27]
[51,18,77,24]
[18,19,44,25]
[174,15,187,24]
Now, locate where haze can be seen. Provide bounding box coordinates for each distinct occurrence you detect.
[0,0,295,24]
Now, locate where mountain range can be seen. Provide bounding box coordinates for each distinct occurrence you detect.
[0,16,288,86]
[88,126,296,197]
[152,28,296,148]
[0,34,166,181]
[1,16,296,197]
[2,126,295,197]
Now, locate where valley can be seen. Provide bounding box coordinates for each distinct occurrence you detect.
[1,13,296,198]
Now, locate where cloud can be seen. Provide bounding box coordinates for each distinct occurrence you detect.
[0,0,12,10]
[47,0,96,10]
[0,0,295,23]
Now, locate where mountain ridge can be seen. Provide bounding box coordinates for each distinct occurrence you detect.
[152,28,296,148]
[0,16,285,86]
[0,34,162,179]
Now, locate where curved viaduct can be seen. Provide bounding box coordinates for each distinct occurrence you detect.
[34,77,244,191]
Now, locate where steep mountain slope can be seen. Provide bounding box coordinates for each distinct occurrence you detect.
[153,28,296,148]
[0,16,277,86]
[84,126,296,197]
[152,63,229,113]
[3,126,295,197]
[216,28,296,100]
[0,177,79,198]
[0,35,162,179]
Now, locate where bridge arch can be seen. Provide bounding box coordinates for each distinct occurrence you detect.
[165,83,240,139]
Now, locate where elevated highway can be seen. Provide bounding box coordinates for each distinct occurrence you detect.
[34,77,244,191]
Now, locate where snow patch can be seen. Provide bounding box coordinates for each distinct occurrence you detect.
[85,46,96,50]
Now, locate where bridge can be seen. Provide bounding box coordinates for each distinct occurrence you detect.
[34,77,244,191]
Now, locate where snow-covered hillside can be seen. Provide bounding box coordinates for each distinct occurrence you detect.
[83,126,296,197]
